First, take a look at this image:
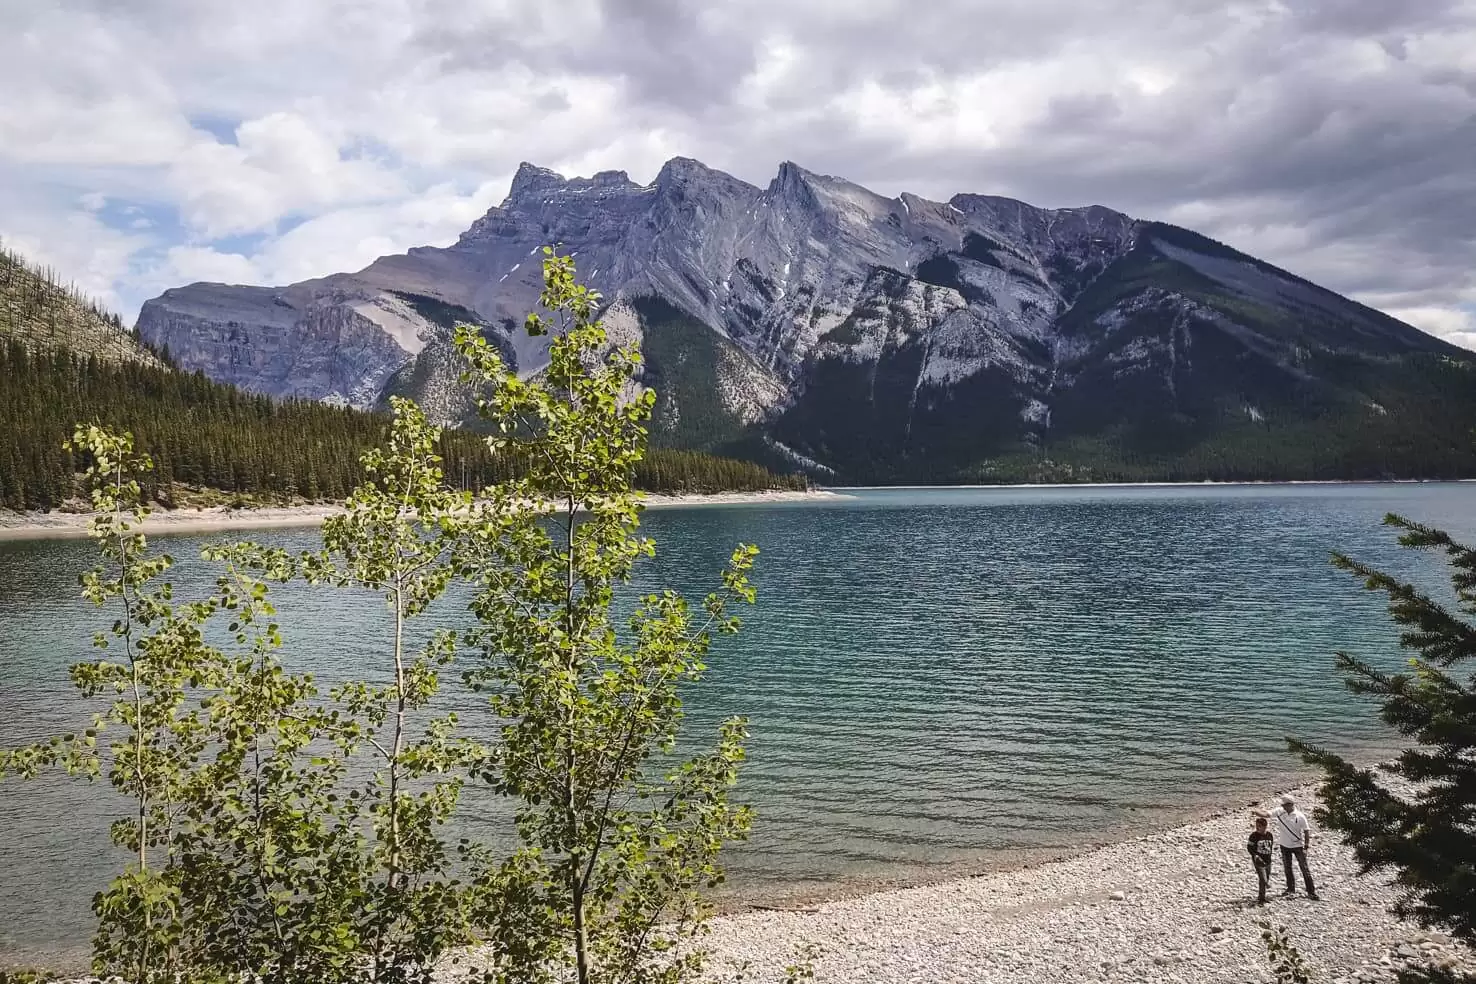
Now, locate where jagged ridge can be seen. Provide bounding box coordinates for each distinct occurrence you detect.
[135,158,1476,482]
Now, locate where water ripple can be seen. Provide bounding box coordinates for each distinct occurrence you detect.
[4,483,1476,962]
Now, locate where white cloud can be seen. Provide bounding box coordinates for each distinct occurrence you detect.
[136,178,509,299]
[169,112,408,238]
[1384,306,1476,345]
[249,179,507,284]
[160,246,260,287]
[0,195,148,314]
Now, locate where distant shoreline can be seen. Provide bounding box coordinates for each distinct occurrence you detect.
[6,478,1474,542]
[834,477,1476,491]
[0,489,853,542]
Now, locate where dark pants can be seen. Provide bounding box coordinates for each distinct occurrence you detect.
[1253,859,1271,901]
[1281,846,1316,895]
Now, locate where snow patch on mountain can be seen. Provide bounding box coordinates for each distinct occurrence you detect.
[764,438,837,477]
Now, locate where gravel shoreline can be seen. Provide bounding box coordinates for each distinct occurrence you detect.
[20,783,1473,983]
[688,783,1474,984]
[0,489,853,541]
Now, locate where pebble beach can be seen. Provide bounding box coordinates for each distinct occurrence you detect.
[27,783,1475,983]
[687,783,1474,984]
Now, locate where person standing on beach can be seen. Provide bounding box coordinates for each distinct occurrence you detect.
[1247,816,1275,904]
[1269,794,1320,900]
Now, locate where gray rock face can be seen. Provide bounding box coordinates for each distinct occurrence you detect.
[136,156,1462,477]
[135,158,1143,400]
[138,281,434,408]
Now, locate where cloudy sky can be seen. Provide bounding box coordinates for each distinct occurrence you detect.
[3,0,1474,344]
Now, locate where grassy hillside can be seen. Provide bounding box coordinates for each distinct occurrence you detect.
[0,242,164,366]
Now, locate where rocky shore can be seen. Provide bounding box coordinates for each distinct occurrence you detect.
[689,783,1474,984]
[26,784,1474,983]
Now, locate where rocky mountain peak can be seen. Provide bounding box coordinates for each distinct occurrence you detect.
[504,162,567,204]
[655,156,723,184]
[135,154,1467,485]
[770,159,815,188]
[766,159,822,209]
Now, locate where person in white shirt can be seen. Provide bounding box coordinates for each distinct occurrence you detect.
[1266,794,1320,900]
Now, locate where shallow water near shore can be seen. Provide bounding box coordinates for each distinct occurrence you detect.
[2,482,1470,968]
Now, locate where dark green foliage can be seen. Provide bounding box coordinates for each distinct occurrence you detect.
[0,339,802,511]
[0,250,775,984]
[1140,222,1428,338]
[913,254,965,291]
[1012,351,1476,484]
[1051,306,1311,450]
[1290,517,1476,984]
[0,971,56,983]
[773,348,1035,485]
[377,343,451,408]
[0,338,392,510]
[772,342,927,484]
[454,248,760,983]
[779,345,1476,485]
[1258,922,1314,984]
[1043,253,1107,303]
[0,239,799,511]
[1055,241,1221,340]
[1088,226,1453,358]
[913,254,994,306]
[620,297,807,488]
[635,447,805,494]
[904,366,1037,469]
[628,295,751,451]
[733,258,778,304]
[778,256,1476,484]
[960,232,1011,268]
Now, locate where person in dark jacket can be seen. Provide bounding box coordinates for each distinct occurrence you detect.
[1247,816,1275,904]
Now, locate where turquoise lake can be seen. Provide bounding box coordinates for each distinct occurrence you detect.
[3,483,1473,967]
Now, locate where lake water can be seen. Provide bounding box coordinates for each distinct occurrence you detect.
[2,483,1472,967]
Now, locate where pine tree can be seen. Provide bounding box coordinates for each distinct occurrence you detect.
[0,337,804,511]
[1291,514,1476,984]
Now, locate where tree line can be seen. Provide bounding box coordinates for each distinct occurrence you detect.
[0,339,805,512]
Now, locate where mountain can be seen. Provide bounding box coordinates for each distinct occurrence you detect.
[1,242,163,366]
[136,158,1476,483]
[0,245,803,513]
